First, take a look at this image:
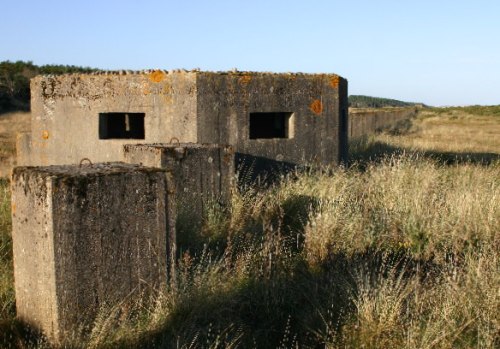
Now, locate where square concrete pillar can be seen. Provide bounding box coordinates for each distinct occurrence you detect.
[11,163,169,343]
[123,143,235,230]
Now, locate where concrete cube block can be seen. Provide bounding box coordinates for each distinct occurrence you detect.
[11,163,169,343]
[123,143,234,230]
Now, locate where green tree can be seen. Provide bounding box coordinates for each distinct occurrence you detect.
[0,60,98,113]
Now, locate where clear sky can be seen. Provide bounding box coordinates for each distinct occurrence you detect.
[1,0,499,106]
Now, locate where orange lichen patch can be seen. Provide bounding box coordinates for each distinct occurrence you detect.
[239,74,252,85]
[42,130,50,140]
[330,75,340,89]
[149,70,165,83]
[310,99,323,115]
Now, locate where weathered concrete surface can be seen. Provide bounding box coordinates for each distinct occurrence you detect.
[19,71,197,166]
[15,132,32,167]
[19,70,348,168]
[196,72,348,166]
[123,143,234,229]
[11,163,169,343]
[349,107,417,139]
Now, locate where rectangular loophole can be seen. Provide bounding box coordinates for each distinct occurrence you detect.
[249,112,294,139]
[99,113,145,139]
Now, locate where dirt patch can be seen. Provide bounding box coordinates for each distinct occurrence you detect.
[0,112,30,177]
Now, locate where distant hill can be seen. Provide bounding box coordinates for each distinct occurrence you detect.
[0,60,98,113]
[349,95,426,108]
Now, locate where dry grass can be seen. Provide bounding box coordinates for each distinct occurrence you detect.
[0,179,14,321]
[0,107,499,348]
[303,156,499,263]
[383,108,500,154]
[70,154,498,348]
[0,112,30,177]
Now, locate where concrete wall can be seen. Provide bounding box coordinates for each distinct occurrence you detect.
[196,72,347,166]
[11,163,169,343]
[19,70,348,169]
[21,71,197,166]
[348,107,417,139]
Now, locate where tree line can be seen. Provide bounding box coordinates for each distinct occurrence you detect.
[1,60,424,114]
[0,60,97,113]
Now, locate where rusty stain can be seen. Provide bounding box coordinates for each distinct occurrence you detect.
[42,130,50,140]
[239,75,252,85]
[310,99,323,115]
[149,70,165,83]
[330,76,340,89]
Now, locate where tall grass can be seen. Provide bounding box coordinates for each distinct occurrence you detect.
[304,156,499,262]
[66,156,498,348]
[0,179,14,321]
[0,108,499,348]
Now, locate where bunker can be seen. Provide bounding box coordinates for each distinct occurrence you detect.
[11,69,349,343]
[17,70,349,169]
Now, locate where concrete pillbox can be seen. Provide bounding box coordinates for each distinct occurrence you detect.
[11,163,169,343]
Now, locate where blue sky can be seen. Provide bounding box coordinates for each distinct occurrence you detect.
[1,0,499,106]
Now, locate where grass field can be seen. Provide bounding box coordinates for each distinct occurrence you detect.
[0,107,499,348]
[350,106,500,165]
[0,112,30,177]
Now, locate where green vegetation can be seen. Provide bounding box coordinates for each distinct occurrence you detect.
[0,60,98,113]
[349,95,425,108]
[1,62,429,113]
[428,105,500,117]
[0,108,499,348]
[0,179,14,321]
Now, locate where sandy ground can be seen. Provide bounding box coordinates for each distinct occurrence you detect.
[0,112,30,177]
